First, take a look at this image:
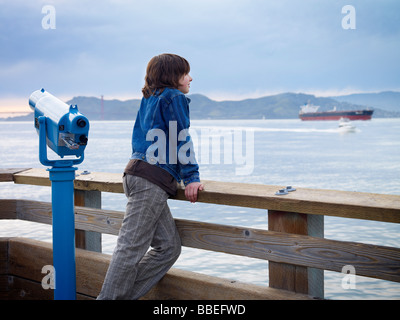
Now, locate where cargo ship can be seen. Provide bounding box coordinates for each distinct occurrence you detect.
[299,103,373,121]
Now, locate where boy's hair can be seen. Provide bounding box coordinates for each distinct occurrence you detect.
[142,53,190,98]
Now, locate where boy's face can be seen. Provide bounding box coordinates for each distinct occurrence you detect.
[178,74,192,94]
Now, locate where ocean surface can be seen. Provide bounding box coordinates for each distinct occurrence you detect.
[1,118,399,300]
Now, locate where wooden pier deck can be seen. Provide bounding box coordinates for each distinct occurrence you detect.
[1,168,399,300]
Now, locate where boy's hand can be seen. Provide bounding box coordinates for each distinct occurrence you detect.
[185,182,204,203]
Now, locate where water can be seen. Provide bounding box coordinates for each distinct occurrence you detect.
[1,118,400,299]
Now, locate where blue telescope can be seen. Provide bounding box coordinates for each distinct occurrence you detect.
[29,88,89,166]
[29,88,90,300]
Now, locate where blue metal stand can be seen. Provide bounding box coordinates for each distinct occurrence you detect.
[49,167,77,300]
[38,116,85,300]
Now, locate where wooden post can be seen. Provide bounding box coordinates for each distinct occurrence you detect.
[268,210,324,298]
[74,190,102,252]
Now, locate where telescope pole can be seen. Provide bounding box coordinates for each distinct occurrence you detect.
[48,166,77,300]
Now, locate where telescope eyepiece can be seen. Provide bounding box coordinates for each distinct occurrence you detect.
[77,119,87,128]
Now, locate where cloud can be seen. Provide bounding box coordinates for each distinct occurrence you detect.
[0,0,399,103]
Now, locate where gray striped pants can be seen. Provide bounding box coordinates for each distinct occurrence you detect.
[97,175,181,300]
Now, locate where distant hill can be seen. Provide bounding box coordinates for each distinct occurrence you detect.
[331,91,400,112]
[3,91,400,121]
[67,91,400,120]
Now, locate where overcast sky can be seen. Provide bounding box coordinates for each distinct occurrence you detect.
[1,0,399,110]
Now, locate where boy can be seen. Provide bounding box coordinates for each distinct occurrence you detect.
[97,54,203,300]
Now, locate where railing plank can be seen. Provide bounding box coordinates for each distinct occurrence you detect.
[9,199,124,235]
[11,168,400,223]
[0,168,30,182]
[12,168,51,187]
[176,218,400,283]
[0,199,17,219]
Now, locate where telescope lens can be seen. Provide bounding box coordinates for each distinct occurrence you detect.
[77,119,87,128]
[79,135,88,144]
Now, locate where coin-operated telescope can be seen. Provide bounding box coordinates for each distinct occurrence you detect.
[29,88,91,300]
[29,88,89,166]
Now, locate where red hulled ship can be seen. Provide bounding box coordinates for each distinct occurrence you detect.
[299,103,373,121]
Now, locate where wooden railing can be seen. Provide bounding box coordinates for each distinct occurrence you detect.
[1,168,400,300]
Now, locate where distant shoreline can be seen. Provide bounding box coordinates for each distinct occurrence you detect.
[2,91,400,121]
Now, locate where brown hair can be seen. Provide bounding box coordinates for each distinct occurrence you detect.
[142,53,190,98]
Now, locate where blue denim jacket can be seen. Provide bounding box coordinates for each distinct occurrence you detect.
[130,87,200,186]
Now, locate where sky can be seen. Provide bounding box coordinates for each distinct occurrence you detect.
[0,0,399,112]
